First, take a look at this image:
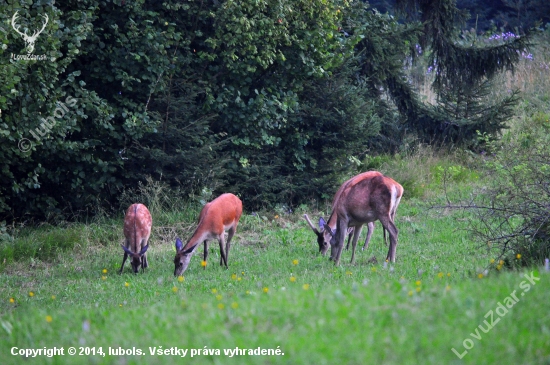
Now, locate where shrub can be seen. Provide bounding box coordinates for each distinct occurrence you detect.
[470,113,550,265]
[0,226,82,265]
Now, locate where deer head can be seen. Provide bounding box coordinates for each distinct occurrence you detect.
[11,11,49,54]
[173,238,196,276]
[121,244,149,274]
[303,214,333,255]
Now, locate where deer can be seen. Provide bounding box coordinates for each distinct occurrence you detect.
[304,171,403,265]
[174,193,242,276]
[11,11,49,54]
[119,203,152,274]
[304,171,382,258]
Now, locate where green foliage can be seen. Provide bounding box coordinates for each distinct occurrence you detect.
[0,0,534,219]
[470,115,550,264]
[0,225,81,265]
[388,0,536,146]
[0,195,548,364]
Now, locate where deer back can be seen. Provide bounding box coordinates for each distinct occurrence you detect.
[178,193,242,254]
[334,174,401,226]
[123,203,152,253]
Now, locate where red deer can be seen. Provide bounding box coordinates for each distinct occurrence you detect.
[174,193,242,276]
[119,203,152,274]
[304,171,403,265]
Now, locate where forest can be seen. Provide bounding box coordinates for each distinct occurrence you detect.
[1,0,546,220]
[1,2,550,364]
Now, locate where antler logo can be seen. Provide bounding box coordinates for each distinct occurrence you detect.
[11,11,49,54]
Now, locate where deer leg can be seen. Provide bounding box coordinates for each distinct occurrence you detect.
[332,218,348,266]
[142,252,148,272]
[142,239,149,269]
[345,228,354,250]
[119,251,128,274]
[143,253,148,269]
[218,235,228,267]
[349,225,363,264]
[380,217,399,263]
[203,241,208,269]
[226,227,236,266]
[363,222,375,251]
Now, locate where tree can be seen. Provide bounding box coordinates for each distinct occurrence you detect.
[374,0,536,146]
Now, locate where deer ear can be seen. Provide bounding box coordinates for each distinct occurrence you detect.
[323,224,334,236]
[139,244,149,256]
[175,238,183,251]
[121,244,132,255]
[183,244,197,255]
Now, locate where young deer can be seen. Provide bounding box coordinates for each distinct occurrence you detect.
[174,193,242,276]
[119,203,152,274]
[304,171,403,265]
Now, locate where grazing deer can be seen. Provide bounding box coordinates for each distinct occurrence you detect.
[304,171,382,259]
[11,11,49,54]
[304,171,403,265]
[119,203,152,274]
[174,193,242,276]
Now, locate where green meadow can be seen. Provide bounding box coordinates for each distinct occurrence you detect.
[1,183,549,364]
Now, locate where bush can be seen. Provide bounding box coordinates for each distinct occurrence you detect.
[0,226,82,265]
[470,113,550,265]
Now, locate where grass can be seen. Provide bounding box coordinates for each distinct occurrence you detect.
[2,22,550,365]
[1,179,549,364]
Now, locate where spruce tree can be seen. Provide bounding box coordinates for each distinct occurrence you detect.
[354,0,536,146]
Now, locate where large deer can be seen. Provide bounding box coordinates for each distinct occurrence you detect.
[304,171,403,265]
[119,203,152,274]
[11,11,49,54]
[174,193,242,276]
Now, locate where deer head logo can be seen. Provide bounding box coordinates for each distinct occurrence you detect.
[11,11,49,54]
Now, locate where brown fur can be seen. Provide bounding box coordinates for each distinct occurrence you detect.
[119,203,152,274]
[174,193,243,276]
[305,171,403,265]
